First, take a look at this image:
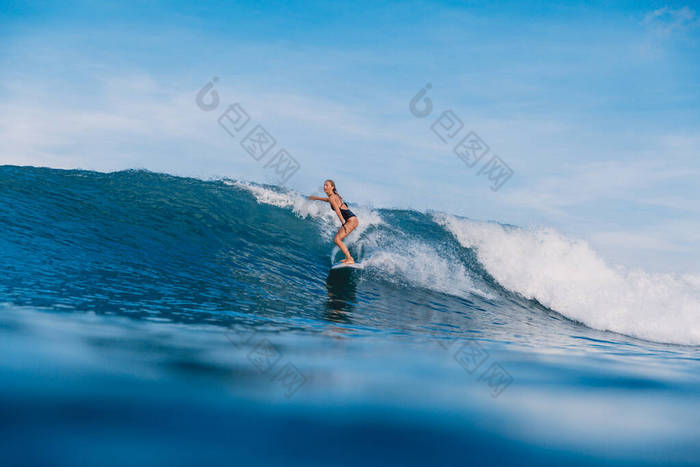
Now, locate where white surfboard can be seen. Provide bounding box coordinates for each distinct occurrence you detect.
[330,262,363,271]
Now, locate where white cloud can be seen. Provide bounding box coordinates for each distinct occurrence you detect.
[587,218,700,273]
[643,6,699,34]
[501,159,700,215]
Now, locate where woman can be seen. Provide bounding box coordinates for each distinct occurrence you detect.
[308,180,359,264]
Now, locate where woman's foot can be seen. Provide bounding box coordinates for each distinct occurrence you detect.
[342,257,355,264]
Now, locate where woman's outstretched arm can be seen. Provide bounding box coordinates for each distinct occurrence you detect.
[308,196,329,202]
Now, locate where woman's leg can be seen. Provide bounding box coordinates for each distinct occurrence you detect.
[334,217,359,263]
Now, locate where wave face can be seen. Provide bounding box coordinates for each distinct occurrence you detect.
[1,166,699,345]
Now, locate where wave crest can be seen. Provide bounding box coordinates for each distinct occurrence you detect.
[435,213,700,345]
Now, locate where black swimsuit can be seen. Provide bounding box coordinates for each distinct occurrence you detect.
[331,195,356,222]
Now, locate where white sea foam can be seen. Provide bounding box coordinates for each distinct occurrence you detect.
[230,180,383,239]
[358,230,491,299]
[434,213,700,346]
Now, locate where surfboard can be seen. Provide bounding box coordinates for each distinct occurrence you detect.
[330,262,363,271]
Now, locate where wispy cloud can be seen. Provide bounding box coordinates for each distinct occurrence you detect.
[643,6,699,34]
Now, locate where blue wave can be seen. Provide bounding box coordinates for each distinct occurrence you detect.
[3,165,700,345]
[0,166,504,329]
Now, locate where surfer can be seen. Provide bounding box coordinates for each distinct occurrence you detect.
[308,180,358,264]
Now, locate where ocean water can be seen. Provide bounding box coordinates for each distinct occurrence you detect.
[1,165,699,466]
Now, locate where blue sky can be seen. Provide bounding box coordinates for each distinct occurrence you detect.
[1,0,699,272]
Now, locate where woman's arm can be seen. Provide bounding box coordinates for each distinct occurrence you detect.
[308,195,329,202]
